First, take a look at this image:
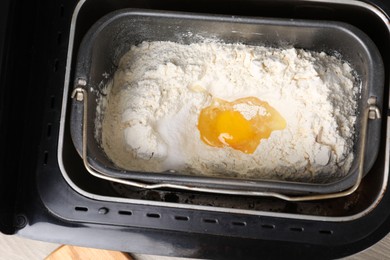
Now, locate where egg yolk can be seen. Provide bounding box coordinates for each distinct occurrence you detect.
[198,97,286,154]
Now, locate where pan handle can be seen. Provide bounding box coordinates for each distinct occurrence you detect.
[71,86,379,202]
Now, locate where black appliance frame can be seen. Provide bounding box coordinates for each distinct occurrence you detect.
[1,0,390,259]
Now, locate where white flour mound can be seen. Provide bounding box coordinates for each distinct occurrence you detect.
[99,41,358,182]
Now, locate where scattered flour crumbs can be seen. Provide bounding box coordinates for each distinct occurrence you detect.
[98,41,359,182]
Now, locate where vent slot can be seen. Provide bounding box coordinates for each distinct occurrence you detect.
[43,151,48,165]
[290,227,304,232]
[75,206,88,212]
[319,230,334,235]
[146,213,160,218]
[47,123,52,137]
[50,96,55,108]
[118,210,132,216]
[203,218,218,224]
[59,4,64,17]
[174,216,189,221]
[261,224,275,229]
[232,221,247,227]
[57,31,62,45]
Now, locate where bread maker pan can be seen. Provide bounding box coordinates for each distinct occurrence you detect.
[70,9,384,196]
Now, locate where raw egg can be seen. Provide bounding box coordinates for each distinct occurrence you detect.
[198,97,286,154]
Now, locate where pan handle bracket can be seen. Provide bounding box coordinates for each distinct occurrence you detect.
[71,78,88,101]
[368,96,381,120]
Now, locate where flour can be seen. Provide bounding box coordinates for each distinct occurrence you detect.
[100,41,358,182]
[233,103,269,119]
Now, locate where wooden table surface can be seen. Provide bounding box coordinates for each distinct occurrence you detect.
[1,232,390,259]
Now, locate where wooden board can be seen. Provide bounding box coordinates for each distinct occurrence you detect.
[45,245,133,260]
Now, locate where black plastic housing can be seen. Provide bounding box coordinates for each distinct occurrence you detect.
[1,0,390,259]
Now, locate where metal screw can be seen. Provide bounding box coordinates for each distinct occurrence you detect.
[98,207,109,215]
[77,78,87,86]
[14,215,27,229]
